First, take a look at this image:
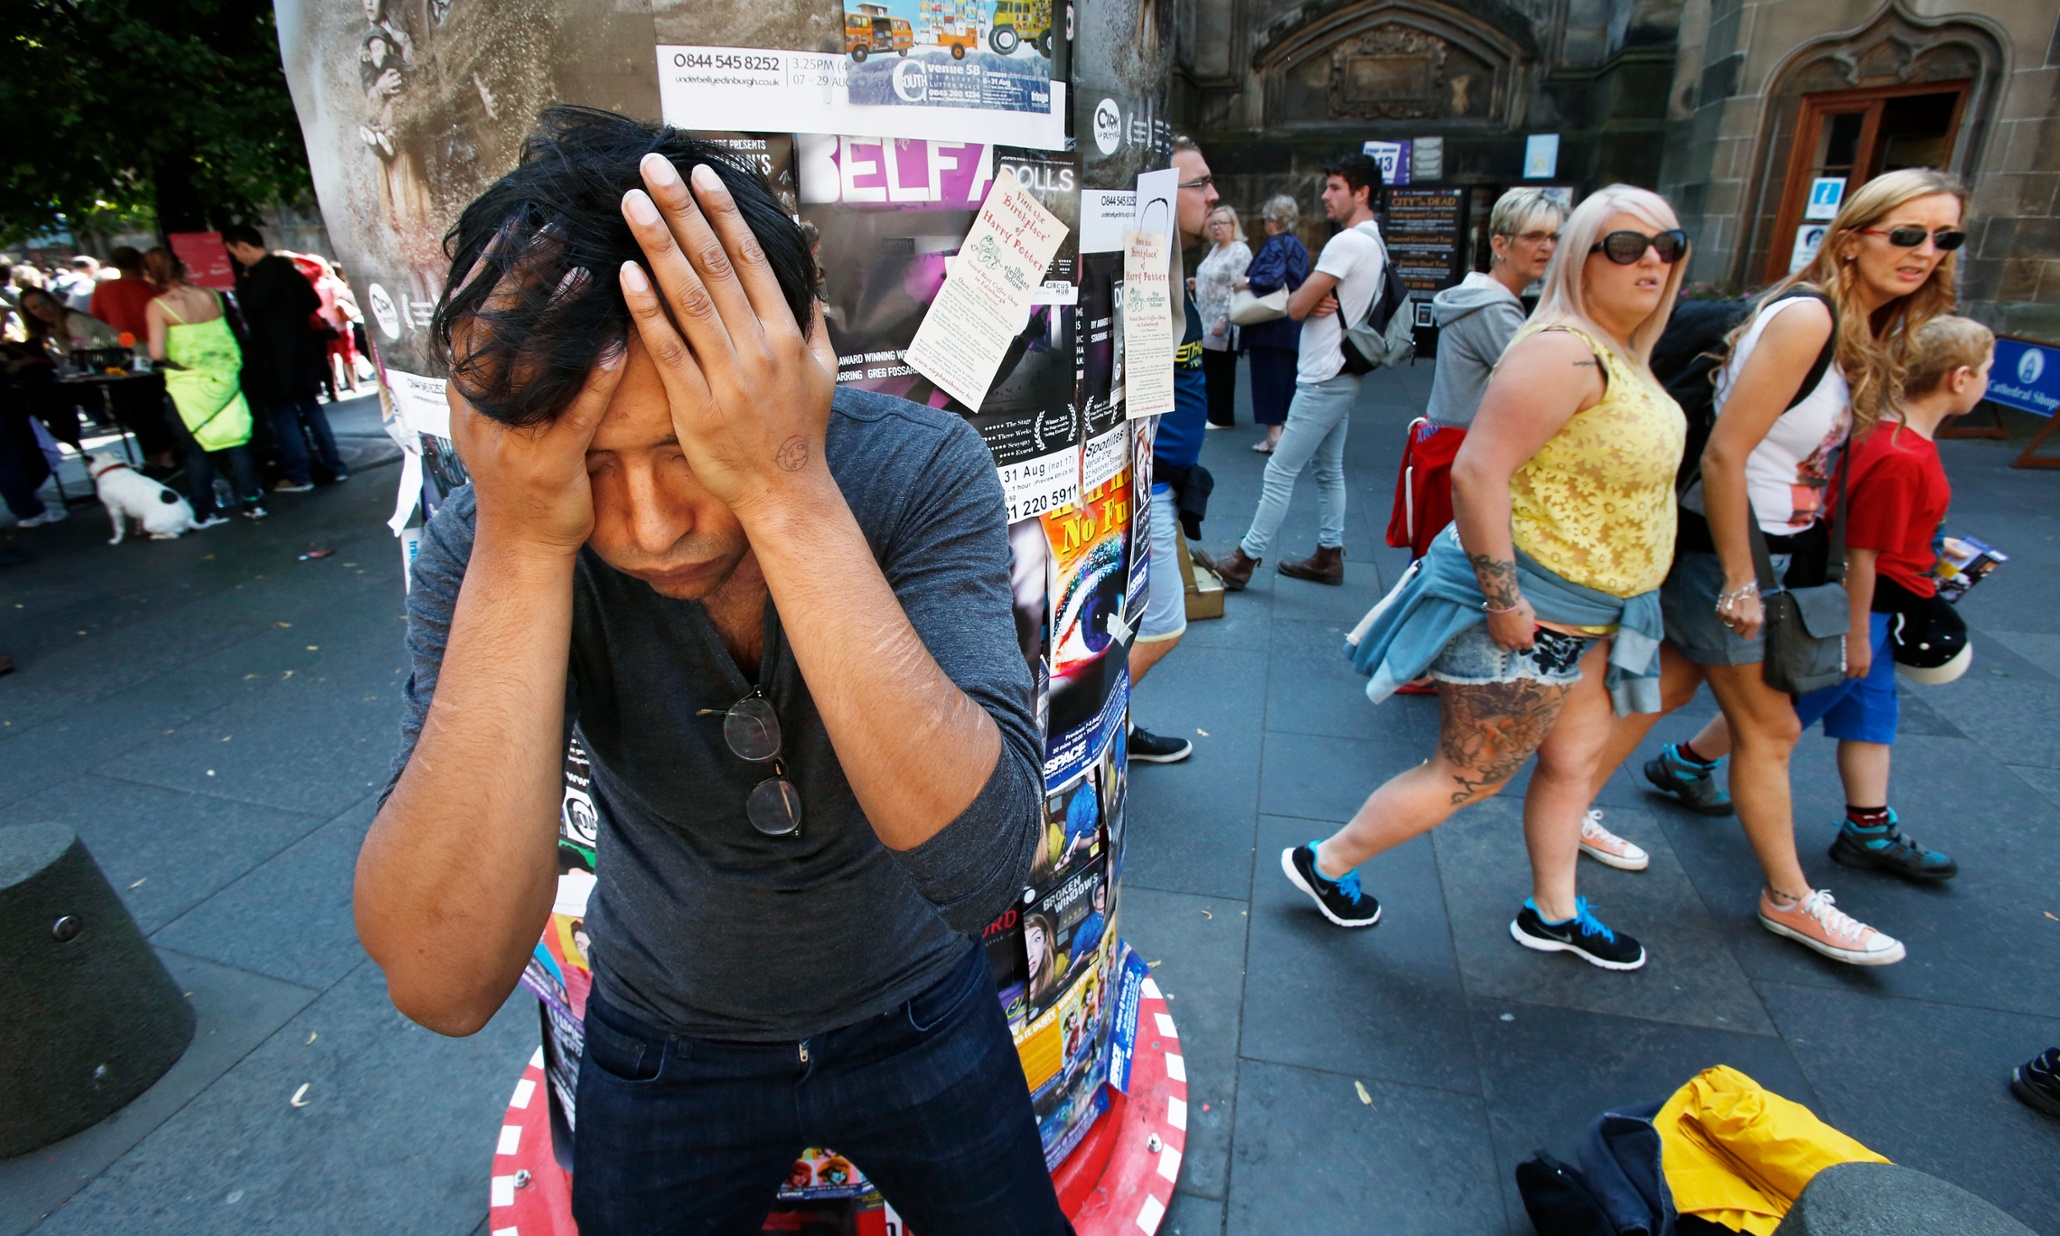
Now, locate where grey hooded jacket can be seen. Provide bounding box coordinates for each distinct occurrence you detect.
[1425,271,1527,429]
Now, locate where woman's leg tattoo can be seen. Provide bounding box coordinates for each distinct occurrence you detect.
[1437,678,1571,804]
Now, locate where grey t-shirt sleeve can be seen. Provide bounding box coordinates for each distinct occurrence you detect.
[869,416,1044,935]
[383,488,479,803]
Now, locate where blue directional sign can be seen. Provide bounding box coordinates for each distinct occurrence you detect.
[1988,336,2060,419]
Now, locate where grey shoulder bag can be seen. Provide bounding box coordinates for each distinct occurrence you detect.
[1750,458,1849,695]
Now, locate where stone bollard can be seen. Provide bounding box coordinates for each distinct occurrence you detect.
[0,823,195,1159]
[1774,1161,2037,1236]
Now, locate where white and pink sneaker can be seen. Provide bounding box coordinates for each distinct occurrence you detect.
[1758,889,1905,965]
[1579,810,1650,872]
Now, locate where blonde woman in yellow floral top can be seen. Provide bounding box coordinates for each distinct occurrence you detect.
[1283,186,1688,973]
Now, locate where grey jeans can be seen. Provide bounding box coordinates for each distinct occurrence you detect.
[1239,372,1360,559]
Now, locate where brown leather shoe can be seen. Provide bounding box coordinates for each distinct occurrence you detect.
[1277,545,1345,585]
[1192,545,1260,591]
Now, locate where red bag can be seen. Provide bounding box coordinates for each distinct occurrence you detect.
[1386,418,1467,559]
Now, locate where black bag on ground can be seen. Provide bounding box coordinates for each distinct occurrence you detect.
[1516,1152,1615,1236]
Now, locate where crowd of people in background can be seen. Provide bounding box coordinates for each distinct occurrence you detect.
[1169,151,1978,977]
[0,227,372,531]
[1157,145,2057,1119]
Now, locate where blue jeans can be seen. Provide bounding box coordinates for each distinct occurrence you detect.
[571,942,1070,1236]
[1240,373,1358,559]
[265,396,344,484]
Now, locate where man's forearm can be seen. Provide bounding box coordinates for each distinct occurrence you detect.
[1287,273,1337,321]
[355,536,576,1035]
[741,477,1003,853]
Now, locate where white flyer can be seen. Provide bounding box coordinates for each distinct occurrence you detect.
[1122,229,1175,420]
[655,46,1065,152]
[1080,188,1138,255]
[1081,423,1128,493]
[904,176,1071,410]
[1131,168,1177,238]
[996,443,1082,525]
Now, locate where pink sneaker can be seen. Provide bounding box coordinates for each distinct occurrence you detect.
[1758,889,1905,965]
[1579,810,1649,872]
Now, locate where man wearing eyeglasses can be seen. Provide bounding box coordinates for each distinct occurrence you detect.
[1123,134,1220,768]
[356,110,1064,1235]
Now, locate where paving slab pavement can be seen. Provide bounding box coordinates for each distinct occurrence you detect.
[4,373,2058,1235]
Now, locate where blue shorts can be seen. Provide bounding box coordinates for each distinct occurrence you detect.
[1792,612,1897,744]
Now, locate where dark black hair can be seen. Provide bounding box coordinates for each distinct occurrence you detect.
[108,245,146,272]
[1320,153,1383,204]
[434,105,817,428]
[218,225,265,250]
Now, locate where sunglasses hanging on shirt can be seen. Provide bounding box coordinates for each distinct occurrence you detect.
[1588,229,1689,265]
[699,620,802,837]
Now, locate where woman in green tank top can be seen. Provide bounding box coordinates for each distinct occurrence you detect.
[143,248,267,520]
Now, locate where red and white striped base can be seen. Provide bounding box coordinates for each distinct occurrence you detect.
[487,981,1187,1234]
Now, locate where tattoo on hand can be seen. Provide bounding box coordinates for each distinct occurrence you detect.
[774,436,809,473]
[1466,552,1520,609]
[1571,359,1599,368]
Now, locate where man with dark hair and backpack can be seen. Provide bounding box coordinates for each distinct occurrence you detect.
[1196,152,1384,589]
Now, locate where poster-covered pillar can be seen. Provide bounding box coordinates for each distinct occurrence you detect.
[275,0,1182,1223]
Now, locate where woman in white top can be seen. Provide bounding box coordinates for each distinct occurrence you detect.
[1192,205,1252,430]
[1582,168,1967,968]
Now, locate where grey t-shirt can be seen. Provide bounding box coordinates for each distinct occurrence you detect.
[390,387,1043,1041]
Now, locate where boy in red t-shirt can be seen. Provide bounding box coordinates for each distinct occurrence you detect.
[1788,315,1994,882]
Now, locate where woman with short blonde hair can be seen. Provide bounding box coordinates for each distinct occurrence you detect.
[1281,186,1692,970]
[1194,204,1253,428]
[1392,188,1565,559]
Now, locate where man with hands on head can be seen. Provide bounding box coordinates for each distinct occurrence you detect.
[354,108,1067,1236]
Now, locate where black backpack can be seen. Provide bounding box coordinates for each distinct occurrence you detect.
[1653,287,1837,494]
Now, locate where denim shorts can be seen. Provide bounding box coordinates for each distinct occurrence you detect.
[1137,482,1186,643]
[1661,550,1790,667]
[1428,624,1592,687]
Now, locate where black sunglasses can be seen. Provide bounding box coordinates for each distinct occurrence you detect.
[1589,229,1689,265]
[1859,226,1966,252]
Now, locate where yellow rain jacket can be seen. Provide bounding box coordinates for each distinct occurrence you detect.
[1656,1065,1890,1233]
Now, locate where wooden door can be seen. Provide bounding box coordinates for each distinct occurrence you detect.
[1763,81,1969,284]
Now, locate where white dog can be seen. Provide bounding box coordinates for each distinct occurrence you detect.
[86,453,218,543]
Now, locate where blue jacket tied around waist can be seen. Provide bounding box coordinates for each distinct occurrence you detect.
[1345,526,1665,716]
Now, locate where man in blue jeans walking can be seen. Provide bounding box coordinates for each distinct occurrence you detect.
[223,225,348,492]
[356,111,1066,1235]
[1196,152,1386,589]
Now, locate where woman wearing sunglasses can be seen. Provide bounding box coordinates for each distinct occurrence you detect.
[1282,187,1690,971]
[1581,167,1967,967]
